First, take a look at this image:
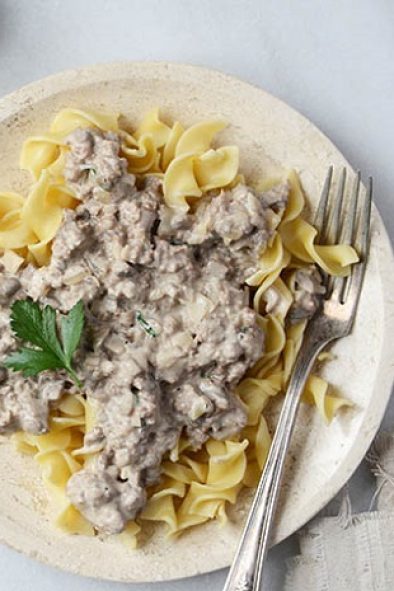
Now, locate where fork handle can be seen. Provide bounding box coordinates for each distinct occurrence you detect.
[223,332,326,591]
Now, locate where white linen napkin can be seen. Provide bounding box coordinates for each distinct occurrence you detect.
[284,433,394,591]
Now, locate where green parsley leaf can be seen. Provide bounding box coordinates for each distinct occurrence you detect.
[3,299,85,388]
[60,300,85,363]
[4,348,65,377]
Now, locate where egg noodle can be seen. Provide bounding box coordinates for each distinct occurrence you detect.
[1,108,358,546]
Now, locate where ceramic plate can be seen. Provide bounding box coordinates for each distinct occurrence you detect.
[0,62,393,583]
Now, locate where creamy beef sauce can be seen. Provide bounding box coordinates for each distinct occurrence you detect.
[288,267,325,321]
[0,128,321,534]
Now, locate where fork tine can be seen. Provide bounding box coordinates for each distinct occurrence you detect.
[335,172,361,302]
[314,165,333,240]
[326,167,346,244]
[356,176,373,260]
[322,168,347,297]
[342,176,373,305]
[339,171,360,245]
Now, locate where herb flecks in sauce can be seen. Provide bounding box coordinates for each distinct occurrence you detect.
[135,311,158,338]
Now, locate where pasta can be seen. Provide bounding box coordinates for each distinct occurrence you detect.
[12,394,95,536]
[1,107,358,548]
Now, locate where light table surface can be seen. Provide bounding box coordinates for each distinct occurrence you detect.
[0,1,393,589]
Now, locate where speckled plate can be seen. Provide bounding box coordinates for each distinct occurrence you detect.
[0,62,393,583]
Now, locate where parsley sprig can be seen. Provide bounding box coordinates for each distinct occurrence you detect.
[3,299,85,388]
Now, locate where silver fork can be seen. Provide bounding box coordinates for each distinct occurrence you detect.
[223,168,373,591]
